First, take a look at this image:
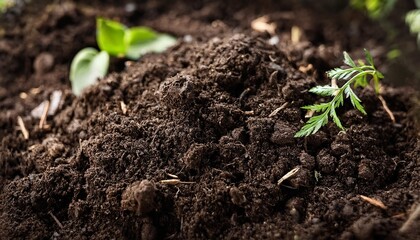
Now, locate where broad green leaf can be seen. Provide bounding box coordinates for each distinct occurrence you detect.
[343,51,356,67]
[70,48,109,96]
[125,27,157,46]
[97,18,127,56]
[126,34,177,60]
[406,10,420,33]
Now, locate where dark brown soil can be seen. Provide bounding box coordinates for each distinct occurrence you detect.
[0,1,419,239]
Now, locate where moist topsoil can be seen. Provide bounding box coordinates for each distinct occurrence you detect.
[0,1,419,239]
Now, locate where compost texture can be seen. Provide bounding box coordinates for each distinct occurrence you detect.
[0,1,419,239]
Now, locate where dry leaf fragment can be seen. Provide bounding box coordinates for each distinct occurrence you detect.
[251,16,276,35]
[359,195,387,210]
[277,166,300,185]
[291,25,302,44]
[160,179,194,185]
[120,101,128,114]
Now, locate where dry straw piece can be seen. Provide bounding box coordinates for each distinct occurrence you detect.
[359,195,387,210]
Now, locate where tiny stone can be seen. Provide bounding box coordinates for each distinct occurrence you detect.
[229,187,246,205]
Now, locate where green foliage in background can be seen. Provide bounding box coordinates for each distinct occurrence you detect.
[406,0,420,46]
[96,18,176,59]
[70,18,177,96]
[0,0,14,12]
[350,0,396,19]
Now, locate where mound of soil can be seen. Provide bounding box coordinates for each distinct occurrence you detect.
[0,1,419,239]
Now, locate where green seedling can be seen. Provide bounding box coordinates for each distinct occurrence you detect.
[70,18,176,96]
[294,50,384,138]
[70,48,109,96]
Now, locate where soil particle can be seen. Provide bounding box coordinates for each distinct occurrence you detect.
[121,180,157,215]
[299,151,316,170]
[350,216,393,240]
[229,186,247,205]
[181,143,216,170]
[289,167,312,188]
[33,52,55,75]
[317,149,337,174]
[330,132,352,157]
[270,121,296,145]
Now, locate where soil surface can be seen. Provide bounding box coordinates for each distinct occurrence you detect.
[0,1,419,239]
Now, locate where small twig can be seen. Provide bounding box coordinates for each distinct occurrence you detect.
[39,100,50,129]
[49,211,64,229]
[244,110,254,116]
[17,116,29,140]
[291,26,302,44]
[277,166,300,185]
[239,88,251,102]
[269,102,289,117]
[359,195,387,210]
[269,71,278,84]
[120,101,127,115]
[377,95,396,123]
[399,204,420,233]
[160,179,195,185]
[166,173,179,179]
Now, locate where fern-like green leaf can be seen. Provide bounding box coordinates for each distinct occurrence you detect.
[295,50,383,137]
[301,103,330,112]
[345,87,367,115]
[364,49,374,66]
[294,112,329,137]
[330,107,344,131]
[344,51,357,67]
[309,86,338,96]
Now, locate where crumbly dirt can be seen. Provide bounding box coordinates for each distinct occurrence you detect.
[0,1,419,240]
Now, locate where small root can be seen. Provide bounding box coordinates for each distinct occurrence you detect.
[378,95,396,123]
[49,211,64,229]
[399,204,420,233]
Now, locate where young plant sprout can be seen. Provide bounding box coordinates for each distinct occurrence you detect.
[294,50,384,137]
[70,18,176,96]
